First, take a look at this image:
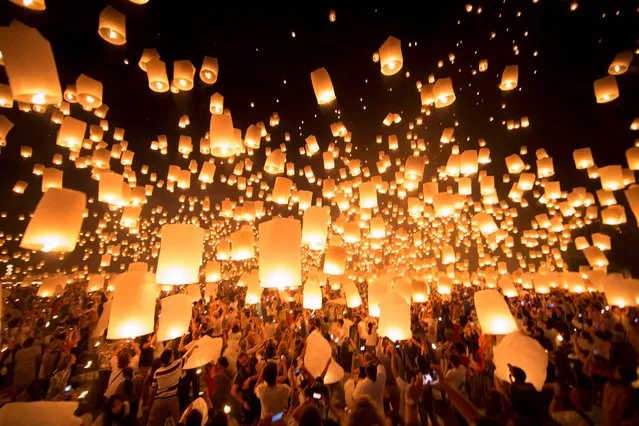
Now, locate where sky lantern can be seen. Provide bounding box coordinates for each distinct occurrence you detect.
[573,148,594,169]
[324,246,346,275]
[598,165,624,191]
[411,280,428,303]
[41,167,62,191]
[499,65,518,91]
[138,48,159,71]
[302,206,330,249]
[156,294,193,342]
[259,217,302,288]
[603,276,638,308]
[204,260,221,282]
[433,78,455,107]
[244,124,262,149]
[230,225,255,260]
[272,177,293,204]
[210,113,241,157]
[9,0,46,10]
[474,289,518,334]
[593,76,619,103]
[379,36,403,76]
[379,290,411,341]
[303,270,323,310]
[146,59,170,92]
[200,56,219,84]
[310,67,336,104]
[210,93,225,113]
[76,74,103,109]
[56,116,86,150]
[98,6,126,45]
[608,51,633,75]
[87,274,105,293]
[173,60,195,91]
[494,332,548,391]
[156,224,205,285]
[343,281,362,308]
[107,271,156,339]
[0,21,62,105]
[20,188,85,253]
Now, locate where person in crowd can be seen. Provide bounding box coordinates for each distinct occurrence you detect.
[92,393,134,426]
[255,361,291,419]
[104,341,140,400]
[12,337,42,391]
[147,342,198,426]
[45,353,75,401]
[352,353,386,410]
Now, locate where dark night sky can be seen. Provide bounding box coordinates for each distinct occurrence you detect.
[0,0,638,277]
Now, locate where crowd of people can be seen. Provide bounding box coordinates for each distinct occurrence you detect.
[1,280,638,426]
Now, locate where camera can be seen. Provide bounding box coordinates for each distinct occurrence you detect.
[422,370,439,385]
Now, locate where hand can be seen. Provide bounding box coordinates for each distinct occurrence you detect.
[243,401,250,410]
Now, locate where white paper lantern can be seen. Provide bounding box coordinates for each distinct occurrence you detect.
[156,294,192,342]
[259,217,302,288]
[107,271,156,339]
[379,290,411,342]
[494,332,548,391]
[473,289,518,335]
[156,224,205,285]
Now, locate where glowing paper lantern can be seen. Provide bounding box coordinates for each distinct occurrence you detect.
[494,332,548,391]
[303,273,323,310]
[593,76,619,103]
[473,290,518,335]
[379,36,403,76]
[0,401,82,426]
[343,281,362,308]
[310,67,336,104]
[379,290,411,341]
[20,188,85,253]
[107,271,156,339]
[324,246,346,275]
[204,260,221,282]
[301,208,329,250]
[98,172,123,204]
[183,336,223,370]
[37,274,65,297]
[173,60,195,91]
[9,0,46,10]
[230,226,255,260]
[156,294,192,342]
[146,59,169,92]
[499,65,518,91]
[210,113,242,157]
[200,56,219,84]
[573,148,594,169]
[608,51,633,75]
[433,78,456,107]
[0,21,62,105]
[156,224,205,285]
[359,181,378,208]
[98,6,126,45]
[87,274,104,293]
[603,276,638,308]
[272,177,293,204]
[138,48,159,71]
[259,217,301,288]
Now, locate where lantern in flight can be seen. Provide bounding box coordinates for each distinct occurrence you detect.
[379,36,403,76]
[310,67,336,104]
[98,6,126,45]
[156,224,205,285]
[259,217,302,288]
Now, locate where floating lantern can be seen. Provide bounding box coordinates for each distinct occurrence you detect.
[156,224,205,285]
[499,65,518,91]
[205,260,221,282]
[593,76,619,103]
[379,36,403,76]
[608,51,633,75]
[310,67,336,104]
[107,271,156,339]
[210,113,242,157]
[173,60,195,91]
[474,289,518,334]
[230,226,255,260]
[0,21,62,105]
[433,78,456,107]
[303,272,323,310]
[324,246,346,275]
[379,290,411,341]
[200,56,219,84]
[156,294,192,342]
[20,188,85,253]
[147,59,169,92]
[259,217,302,288]
[303,206,330,249]
[98,6,126,45]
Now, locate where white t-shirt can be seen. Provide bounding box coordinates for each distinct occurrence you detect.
[365,328,378,347]
[255,383,291,418]
[104,354,139,398]
[357,321,368,340]
[352,364,386,409]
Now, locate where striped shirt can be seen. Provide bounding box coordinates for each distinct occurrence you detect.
[152,358,184,399]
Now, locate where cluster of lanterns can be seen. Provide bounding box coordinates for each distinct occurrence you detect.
[0,2,637,389]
